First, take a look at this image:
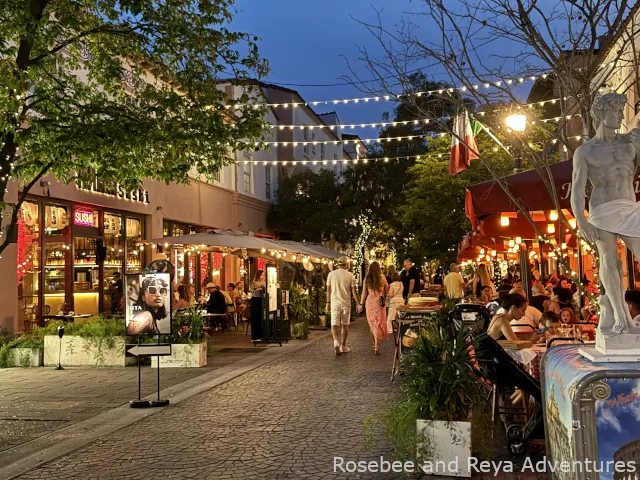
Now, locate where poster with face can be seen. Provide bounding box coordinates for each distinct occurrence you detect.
[125,273,172,335]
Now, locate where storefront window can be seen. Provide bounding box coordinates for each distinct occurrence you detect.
[44,204,70,315]
[74,235,99,315]
[126,217,143,274]
[17,201,41,328]
[103,213,124,315]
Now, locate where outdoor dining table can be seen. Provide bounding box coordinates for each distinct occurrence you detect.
[201,312,229,332]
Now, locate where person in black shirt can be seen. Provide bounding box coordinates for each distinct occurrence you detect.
[529,284,550,313]
[205,283,227,314]
[401,259,421,301]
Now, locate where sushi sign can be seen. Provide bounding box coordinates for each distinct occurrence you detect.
[74,209,94,227]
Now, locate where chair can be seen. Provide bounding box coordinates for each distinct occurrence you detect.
[547,337,583,348]
[474,334,545,456]
[511,324,535,340]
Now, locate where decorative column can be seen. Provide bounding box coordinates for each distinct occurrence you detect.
[575,379,611,480]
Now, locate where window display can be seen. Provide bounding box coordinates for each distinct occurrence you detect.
[17,201,41,328]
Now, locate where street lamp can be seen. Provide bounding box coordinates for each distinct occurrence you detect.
[505,113,527,173]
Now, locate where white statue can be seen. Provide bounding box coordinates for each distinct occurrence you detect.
[571,92,640,336]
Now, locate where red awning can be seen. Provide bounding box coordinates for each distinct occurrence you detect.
[465,161,573,227]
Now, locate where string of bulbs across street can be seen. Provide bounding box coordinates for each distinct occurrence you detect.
[224,60,620,109]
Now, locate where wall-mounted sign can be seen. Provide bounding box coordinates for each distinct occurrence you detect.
[74,209,94,227]
[77,178,150,204]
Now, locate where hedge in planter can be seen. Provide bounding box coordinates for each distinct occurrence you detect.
[365,316,489,477]
[43,316,134,367]
[0,330,45,368]
[152,308,208,368]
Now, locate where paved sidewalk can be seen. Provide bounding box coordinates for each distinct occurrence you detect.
[10,318,401,479]
[0,329,316,452]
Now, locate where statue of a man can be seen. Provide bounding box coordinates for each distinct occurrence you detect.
[571,92,640,335]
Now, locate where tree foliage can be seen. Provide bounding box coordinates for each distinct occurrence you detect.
[273,170,355,244]
[0,0,269,253]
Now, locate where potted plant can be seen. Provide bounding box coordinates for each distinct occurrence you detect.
[366,317,485,477]
[288,282,311,339]
[0,330,44,367]
[152,308,208,368]
[43,316,134,367]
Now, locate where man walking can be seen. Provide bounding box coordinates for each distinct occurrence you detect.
[326,256,361,355]
[443,263,465,299]
[400,259,421,302]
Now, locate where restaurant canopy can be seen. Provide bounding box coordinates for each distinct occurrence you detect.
[465,160,572,228]
[276,240,343,260]
[142,230,344,264]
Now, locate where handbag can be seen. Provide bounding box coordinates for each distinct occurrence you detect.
[379,295,385,307]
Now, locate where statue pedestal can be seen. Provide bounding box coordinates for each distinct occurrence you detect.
[579,332,640,362]
[542,344,640,480]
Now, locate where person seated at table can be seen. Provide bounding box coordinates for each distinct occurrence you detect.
[547,286,574,317]
[172,284,192,311]
[225,283,237,312]
[488,294,543,343]
[625,289,640,326]
[205,283,226,315]
[480,285,493,302]
[529,284,549,313]
[559,307,577,325]
[475,293,489,305]
[494,288,542,335]
[540,315,561,342]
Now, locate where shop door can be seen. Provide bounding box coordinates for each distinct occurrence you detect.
[102,213,125,316]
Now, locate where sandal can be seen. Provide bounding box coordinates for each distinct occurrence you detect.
[374,347,380,355]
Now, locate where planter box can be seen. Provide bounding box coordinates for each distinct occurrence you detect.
[44,336,135,367]
[9,348,43,367]
[151,343,207,368]
[416,420,471,477]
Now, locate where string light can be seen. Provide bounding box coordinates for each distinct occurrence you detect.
[241,76,548,108]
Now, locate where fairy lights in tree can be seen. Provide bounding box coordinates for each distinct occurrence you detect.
[353,214,372,285]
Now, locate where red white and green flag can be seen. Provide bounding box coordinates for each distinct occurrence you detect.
[449,111,483,175]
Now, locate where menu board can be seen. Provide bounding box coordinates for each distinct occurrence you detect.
[267,265,278,312]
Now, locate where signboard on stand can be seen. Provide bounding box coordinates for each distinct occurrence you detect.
[267,265,278,312]
[125,273,172,335]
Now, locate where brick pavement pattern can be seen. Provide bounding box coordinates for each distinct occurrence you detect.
[15,319,402,480]
[0,342,270,451]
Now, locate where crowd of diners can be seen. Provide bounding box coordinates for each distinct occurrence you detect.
[440,263,610,343]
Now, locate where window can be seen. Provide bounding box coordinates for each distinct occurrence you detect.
[212,168,221,183]
[304,127,310,157]
[334,153,339,175]
[312,131,316,154]
[321,143,325,159]
[243,163,252,193]
[265,167,271,200]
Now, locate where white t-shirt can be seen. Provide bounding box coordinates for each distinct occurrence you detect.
[326,268,356,308]
[496,305,543,331]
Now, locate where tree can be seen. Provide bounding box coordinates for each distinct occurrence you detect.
[0,0,270,254]
[343,0,640,291]
[273,170,355,244]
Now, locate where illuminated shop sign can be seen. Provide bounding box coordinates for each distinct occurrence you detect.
[74,209,94,226]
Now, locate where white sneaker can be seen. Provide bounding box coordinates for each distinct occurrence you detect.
[334,341,341,355]
[340,345,351,353]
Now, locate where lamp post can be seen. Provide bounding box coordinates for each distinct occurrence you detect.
[505,114,527,173]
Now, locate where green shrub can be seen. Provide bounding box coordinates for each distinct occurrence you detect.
[169,308,208,344]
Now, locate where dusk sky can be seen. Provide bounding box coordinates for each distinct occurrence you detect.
[230,0,538,127]
[230,0,426,125]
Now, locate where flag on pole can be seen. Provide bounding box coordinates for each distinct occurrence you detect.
[449,111,482,175]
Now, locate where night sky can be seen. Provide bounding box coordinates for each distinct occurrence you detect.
[230,0,424,125]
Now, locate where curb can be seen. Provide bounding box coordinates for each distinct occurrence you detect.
[0,330,331,479]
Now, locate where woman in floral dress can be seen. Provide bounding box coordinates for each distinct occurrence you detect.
[360,262,389,354]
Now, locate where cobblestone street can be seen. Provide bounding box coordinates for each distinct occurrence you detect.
[11,319,402,479]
